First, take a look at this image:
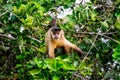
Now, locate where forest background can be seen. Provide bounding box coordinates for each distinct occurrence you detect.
[0,0,120,80]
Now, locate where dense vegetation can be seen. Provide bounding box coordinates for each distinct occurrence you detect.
[0,0,120,80]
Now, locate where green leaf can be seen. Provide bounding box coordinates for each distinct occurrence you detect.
[16,53,25,60]
[58,59,75,70]
[117,15,120,23]
[16,64,22,68]
[115,22,120,30]
[45,58,57,72]
[22,15,34,26]
[26,64,34,69]
[52,75,60,80]
[112,52,120,60]
[34,58,43,68]
[115,15,120,30]
[100,21,108,28]
[29,69,40,76]
[49,59,57,72]
[70,0,75,2]
[18,4,27,13]
[86,2,93,7]
[90,13,96,21]
[0,0,2,4]
[116,0,120,5]
[0,29,3,33]
[13,6,18,13]
[113,45,120,60]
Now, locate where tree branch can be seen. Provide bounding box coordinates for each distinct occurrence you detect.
[78,31,118,35]
[27,36,41,43]
[72,72,87,80]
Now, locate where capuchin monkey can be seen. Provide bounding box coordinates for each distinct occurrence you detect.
[45,18,84,58]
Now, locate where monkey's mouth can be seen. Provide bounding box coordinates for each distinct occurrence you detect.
[54,37,59,39]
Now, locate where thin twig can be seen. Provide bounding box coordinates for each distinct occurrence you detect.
[104,35,120,44]
[77,31,119,44]
[0,10,8,17]
[72,29,118,79]
[2,8,22,22]
[72,31,99,80]
[83,34,99,62]
[9,11,22,22]
[0,34,15,40]
[0,22,7,27]
[4,51,13,67]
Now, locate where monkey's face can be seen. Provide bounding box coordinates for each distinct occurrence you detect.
[51,28,61,39]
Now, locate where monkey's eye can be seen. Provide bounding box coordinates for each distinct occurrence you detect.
[54,31,60,34]
[52,30,60,34]
[53,32,59,35]
[52,31,56,34]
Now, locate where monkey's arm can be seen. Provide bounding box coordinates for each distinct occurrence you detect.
[47,42,56,58]
[48,46,55,58]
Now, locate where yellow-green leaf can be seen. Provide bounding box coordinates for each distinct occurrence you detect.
[0,29,3,33]
[29,69,40,76]
[100,21,108,28]
[90,13,96,21]
[115,22,120,30]
[52,75,60,80]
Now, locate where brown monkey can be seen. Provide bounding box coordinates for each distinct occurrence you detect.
[45,27,83,58]
[45,18,83,58]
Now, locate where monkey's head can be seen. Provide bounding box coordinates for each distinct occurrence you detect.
[51,27,62,39]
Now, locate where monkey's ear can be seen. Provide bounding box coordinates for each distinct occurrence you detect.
[60,30,64,38]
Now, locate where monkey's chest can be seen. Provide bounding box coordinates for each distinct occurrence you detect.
[54,42,64,48]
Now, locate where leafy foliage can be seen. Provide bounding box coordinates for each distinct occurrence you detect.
[29,57,75,79]
[0,0,120,80]
[113,45,120,61]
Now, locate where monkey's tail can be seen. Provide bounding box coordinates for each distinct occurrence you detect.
[51,17,57,28]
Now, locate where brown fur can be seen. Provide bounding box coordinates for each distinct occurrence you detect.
[45,27,83,58]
